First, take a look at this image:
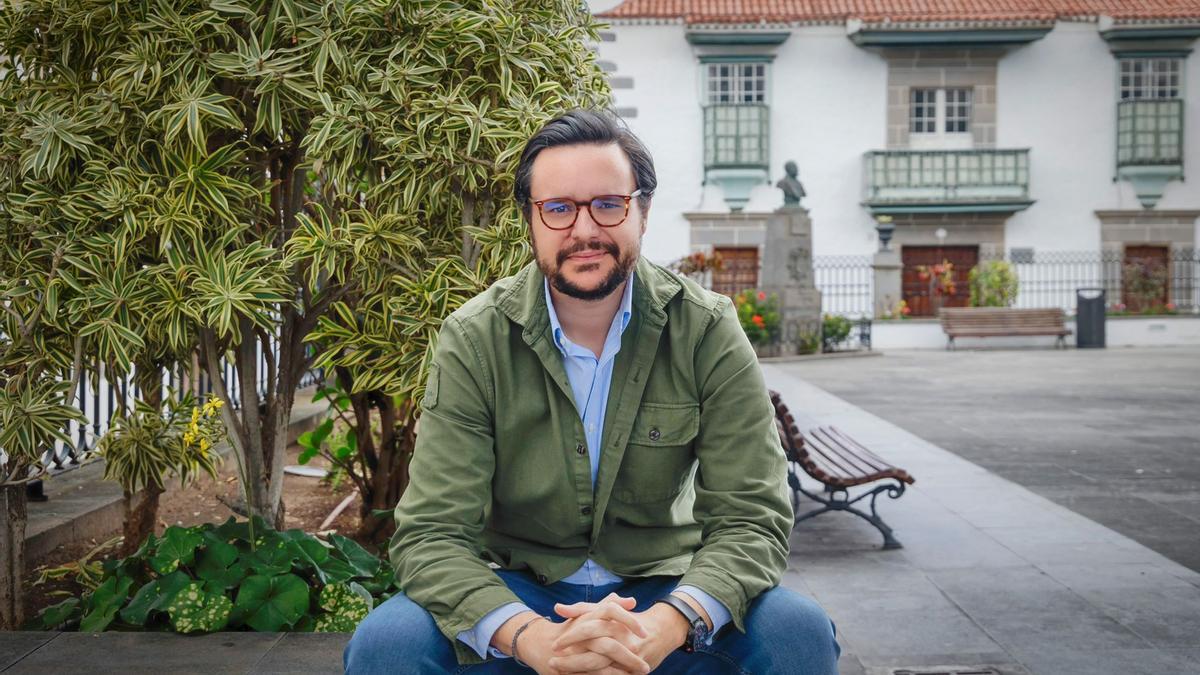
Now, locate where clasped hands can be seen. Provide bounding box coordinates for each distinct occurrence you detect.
[510,593,693,675]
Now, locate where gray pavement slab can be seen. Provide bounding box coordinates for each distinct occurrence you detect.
[764,361,1200,675]
[253,632,350,673]
[0,634,57,671]
[1,632,284,673]
[783,347,1200,573]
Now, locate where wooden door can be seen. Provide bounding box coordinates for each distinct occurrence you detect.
[712,247,760,297]
[1122,245,1169,312]
[902,245,978,317]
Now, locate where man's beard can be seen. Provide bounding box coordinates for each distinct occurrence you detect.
[539,239,638,301]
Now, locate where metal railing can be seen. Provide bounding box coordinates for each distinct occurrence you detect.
[863,148,1030,203]
[813,249,1200,319]
[703,104,769,169]
[2,339,324,477]
[814,255,874,318]
[1117,99,1184,166]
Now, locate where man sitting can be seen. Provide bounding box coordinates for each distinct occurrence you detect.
[345,109,840,674]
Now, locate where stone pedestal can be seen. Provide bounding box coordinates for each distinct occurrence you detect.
[873,249,902,318]
[760,207,822,354]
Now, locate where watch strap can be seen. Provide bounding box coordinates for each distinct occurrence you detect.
[654,594,707,652]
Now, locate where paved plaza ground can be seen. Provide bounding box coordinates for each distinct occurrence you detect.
[788,346,1200,573]
[3,347,1199,674]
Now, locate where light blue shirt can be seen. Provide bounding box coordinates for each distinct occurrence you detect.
[457,273,731,658]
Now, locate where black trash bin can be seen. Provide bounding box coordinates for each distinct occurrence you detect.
[1076,288,1106,349]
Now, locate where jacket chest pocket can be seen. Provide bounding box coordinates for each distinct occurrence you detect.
[614,402,700,503]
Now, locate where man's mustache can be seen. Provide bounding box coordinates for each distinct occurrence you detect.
[557,240,620,266]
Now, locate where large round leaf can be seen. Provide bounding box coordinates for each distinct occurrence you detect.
[79,575,134,632]
[150,526,203,574]
[195,533,246,592]
[233,573,311,631]
[165,582,233,633]
[328,534,380,577]
[120,570,191,625]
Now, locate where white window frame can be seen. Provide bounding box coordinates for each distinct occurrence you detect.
[909,87,973,149]
[1119,57,1183,100]
[705,62,768,105]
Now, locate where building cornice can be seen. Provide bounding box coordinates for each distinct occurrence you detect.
[686,31,791,46]
[1095,210,1200,220]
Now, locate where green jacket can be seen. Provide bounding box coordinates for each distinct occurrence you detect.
[390,256,792,664]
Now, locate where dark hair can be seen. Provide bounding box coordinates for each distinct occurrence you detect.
[514,109,656,223]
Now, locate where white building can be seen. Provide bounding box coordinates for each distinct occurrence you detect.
[589,0,1200,317]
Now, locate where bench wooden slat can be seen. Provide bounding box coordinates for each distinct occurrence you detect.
[940,307,1072,347]
[806,428,881,478]
[819,427,893,475]
[770,391,915,489]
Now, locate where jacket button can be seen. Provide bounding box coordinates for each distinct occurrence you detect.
[581,505,593,516]
[648,427,661,442]
[537,574,548,584]
[575,443,586,455]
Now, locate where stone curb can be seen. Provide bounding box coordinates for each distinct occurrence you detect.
[758,349,882,364]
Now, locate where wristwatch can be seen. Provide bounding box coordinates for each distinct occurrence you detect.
[654,594,710,653]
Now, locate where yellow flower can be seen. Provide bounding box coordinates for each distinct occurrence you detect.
[203,398,224,417]
[190,407,201,425]
[199,438,211,452]
[182,431,196,447]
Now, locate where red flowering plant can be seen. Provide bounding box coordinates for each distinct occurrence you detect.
[916,260,956,312]
[734,289,781,345]
[669,250,725,277]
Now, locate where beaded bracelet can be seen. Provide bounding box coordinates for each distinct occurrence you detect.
[511,615,547,667]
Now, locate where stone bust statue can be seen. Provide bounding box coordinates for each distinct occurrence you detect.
[776,160,806,206]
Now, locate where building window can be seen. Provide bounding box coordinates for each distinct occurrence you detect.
[945,89,972,133]
[1116,57,1185,168]
[910,89,937,133]
[1120,58,1182,100]
[706,63,767,104]
[910,88,973,135]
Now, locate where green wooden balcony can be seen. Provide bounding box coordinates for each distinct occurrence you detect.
[704,104,769,169]
[703,104,769,210]
[1117,99,1183,166]
[863,148,1033,215]
[1115,99,1184,209]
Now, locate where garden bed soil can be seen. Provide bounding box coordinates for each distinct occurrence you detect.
[22,443,368,621]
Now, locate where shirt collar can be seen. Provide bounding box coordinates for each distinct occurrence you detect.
[544,271,636,356]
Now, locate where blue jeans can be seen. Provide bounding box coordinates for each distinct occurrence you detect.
[345,569,840,674]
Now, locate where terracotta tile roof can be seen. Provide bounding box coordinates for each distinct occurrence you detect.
[598,0,1200,25]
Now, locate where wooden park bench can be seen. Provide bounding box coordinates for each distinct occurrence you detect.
[769,390,915,549]
[939,306,1071,350]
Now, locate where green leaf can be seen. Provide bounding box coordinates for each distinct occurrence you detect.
[280,529,331,581]
[165,582,233,633]
[328,534,379,577]
[246,532,297,575]
[120,571,192,625]
[150,526,204,574]
[312,582,370,632]
[195,533,246,591]
[34,597,81,630]
[80,575,134,632]
[233,574,311,631]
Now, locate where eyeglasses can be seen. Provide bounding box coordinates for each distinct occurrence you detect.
[532,189,644,231]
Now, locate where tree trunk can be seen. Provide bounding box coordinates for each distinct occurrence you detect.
[0,483,28,630]
[119,483,163,557]
[355,408,415,545]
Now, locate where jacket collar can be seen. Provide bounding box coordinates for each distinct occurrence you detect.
[497,256,683,336]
